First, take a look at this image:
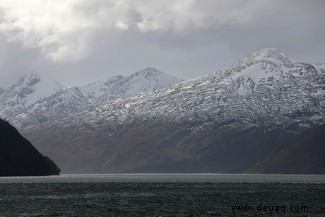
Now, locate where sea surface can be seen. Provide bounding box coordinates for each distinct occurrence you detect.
[0,174,324,217]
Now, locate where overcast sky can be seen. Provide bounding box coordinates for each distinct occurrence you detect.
[0,0,324,87]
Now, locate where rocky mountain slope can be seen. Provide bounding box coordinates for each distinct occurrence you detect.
[15,87,91,128]
[0,88,5,96]
[18,48,325,173]
[6,68,181,128]
[81,67,181,104]
[250,124,325,174]
[0,118,60,176]
[0,72,63,119]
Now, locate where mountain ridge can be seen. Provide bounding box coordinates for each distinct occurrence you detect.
[3,67,182,128]
[15,48,325,173]
[0,72,63,118]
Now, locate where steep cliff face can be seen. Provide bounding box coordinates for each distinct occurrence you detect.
[0,119,60,176]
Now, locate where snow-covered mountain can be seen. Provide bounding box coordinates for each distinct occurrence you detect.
[78,67,181,105]
[15,87,90,128]
[0,72,63,118]
[96,67,182,104]
[59,48,325,134]
[7,67,182,127]
[78,75,124,104]
[19,48,325,173]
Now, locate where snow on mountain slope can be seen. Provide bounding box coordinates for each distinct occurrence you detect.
[96,67,182,104]
[18,48,325,173]
[122,67,182,94]
[6,49,324,135]
[12,87,90,128]
[221,48,294,85]
[0,72,63,118]
[78,68,181,105]
[58,48,325,135]
[314,63,325,73]
[10,68,181,127]
[78,75,124,103]
[242,48,294,65]
[0,88,5,96]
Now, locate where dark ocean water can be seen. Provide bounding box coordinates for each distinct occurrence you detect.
[0,174,324,217]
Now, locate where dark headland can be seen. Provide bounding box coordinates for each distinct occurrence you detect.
[0,118,60,176]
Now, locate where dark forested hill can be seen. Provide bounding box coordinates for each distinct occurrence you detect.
[0,119,60,176]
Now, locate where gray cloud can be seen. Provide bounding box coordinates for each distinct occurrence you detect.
[0,0,324,87]
[0,0,276,62]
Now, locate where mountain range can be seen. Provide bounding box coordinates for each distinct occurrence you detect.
[0,72,63,119]
[1,67,181,128]
[1,48,324,174]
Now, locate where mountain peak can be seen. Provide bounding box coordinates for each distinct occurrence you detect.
[132,67,162,78]
[130,67,181,83]
[145,67,158,71]
[250,48,295,64]
[22,72,40,79]
[222,48,298,86]
[23,71,41,79]
[1,72,63,114]
[16,72,41,87]
[14,72,63,89]
[93,68,181,104]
